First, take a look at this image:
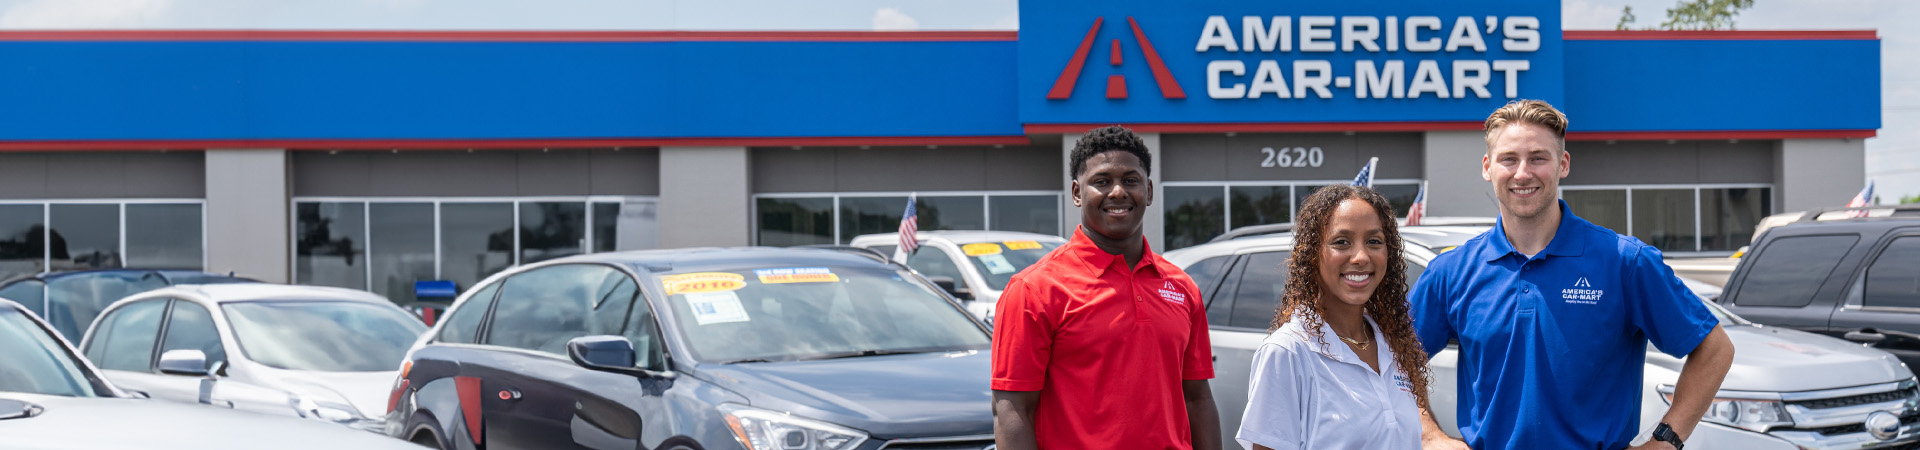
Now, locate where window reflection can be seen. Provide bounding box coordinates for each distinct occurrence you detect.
[1565,190,1629,233]
[125,204,202,270]
[1229,186,1291,231]
[1633,189,1698,252]
[296,202,366,290]
[0,205,44,279]
[838,197,907,244]
[370,203,434,304]
[519,202,585,264]
[989,195,1059,235]
[49,204,120,271]
[917,196,984,231]
[757,197,833,247]
[1164,186,1225,251]
[1701,188,1770,251]
[441,203,513,291]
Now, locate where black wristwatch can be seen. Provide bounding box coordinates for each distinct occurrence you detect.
[1651,422,1684,450]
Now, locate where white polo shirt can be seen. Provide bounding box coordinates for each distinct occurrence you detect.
[1236,313,1422,450]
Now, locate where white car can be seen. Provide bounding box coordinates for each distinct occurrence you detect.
[79,283,429,432]
[1165,225,1920,450]
[849,230,1065,320]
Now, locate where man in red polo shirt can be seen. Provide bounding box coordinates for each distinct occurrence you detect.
[992,126,1221,450]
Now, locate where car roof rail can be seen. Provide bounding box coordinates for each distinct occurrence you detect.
[795,245,894,263]
[1211,223,1296,242]
[1794,203,1920,223]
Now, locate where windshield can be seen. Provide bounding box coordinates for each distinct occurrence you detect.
[223,301,428,372]
[660,265,990,363]
[0,308,99,397]
[960,240,1063,291]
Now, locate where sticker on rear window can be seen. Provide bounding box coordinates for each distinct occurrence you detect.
[755,267,839,284]
[979,253,1017,274]
[685,291,750,325]
[660,272,746,295]
[962,243,1003,256]
[1004,240,1042,250]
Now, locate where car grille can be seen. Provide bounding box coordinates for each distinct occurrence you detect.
[877,439,994,450]
[1790,385,1920,410]
[1798,411,1920,435]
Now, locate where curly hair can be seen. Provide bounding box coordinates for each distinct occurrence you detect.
[1069,126,1152,178]
[1270,184,1432,410]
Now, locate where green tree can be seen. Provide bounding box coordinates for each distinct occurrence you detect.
[1617,0,1757,30]
[1900,194,1920,205]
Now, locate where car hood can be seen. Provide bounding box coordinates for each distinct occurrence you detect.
[695,349,992,439]
[0,393,418,450]
[244,366,400,420]
[1649,325,1912,391]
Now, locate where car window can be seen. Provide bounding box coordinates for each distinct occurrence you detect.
[224,301,427,372]
[47,272,167,340]
[906,247,967,285]
[592,274,639,338]
[438,281,501,344]
[0,308,98,397]
[866,245,897,259]
[962,241,1064,291]
[1185,256,1234,306]
[159,301,225,372]
[1735,234,1859,307]
[1228,252,1290,329]
[662,265,989,363]
[623,290,665,371]
[487,264,627,356]
[1,280,46,317]
[1864,236,1920,309]
[88,299,167,372]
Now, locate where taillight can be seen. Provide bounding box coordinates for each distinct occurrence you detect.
[386,361,412,413]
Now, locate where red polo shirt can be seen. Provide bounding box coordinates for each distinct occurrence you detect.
[991,227,1214,450]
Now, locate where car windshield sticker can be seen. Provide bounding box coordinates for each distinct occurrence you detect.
[1004,240,1042,250]
[659,272,746,295]
[963,243,1003,256]
[979,253,1018,274]
[755,267,839,284]
[684,291,750,325]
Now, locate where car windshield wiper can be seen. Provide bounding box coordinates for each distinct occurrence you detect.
[801,349,925,361]
[723,358,773,364]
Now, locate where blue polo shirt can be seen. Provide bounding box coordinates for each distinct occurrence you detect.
[1411,200,1718,450]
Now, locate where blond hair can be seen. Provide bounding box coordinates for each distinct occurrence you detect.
[1483,99,1568,152]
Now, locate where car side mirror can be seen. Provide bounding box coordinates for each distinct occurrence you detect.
[158,349,210,376]
[927,276,974,301]
[567,336,675,380]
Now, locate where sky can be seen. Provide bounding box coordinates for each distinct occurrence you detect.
[0,0,1909,203]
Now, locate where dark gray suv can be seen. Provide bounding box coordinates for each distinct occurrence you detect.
[1718,204,1920,369]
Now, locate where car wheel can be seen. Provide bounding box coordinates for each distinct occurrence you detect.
[409,431,444,450]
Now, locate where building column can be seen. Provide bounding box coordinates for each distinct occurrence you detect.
[1422,131,1499,218]
[1776,138,1868,213]
[1059,132,1165,251]
[659,146,750,248]
[204,149,290,283]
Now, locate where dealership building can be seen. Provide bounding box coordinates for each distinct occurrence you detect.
[0,0,1880,303]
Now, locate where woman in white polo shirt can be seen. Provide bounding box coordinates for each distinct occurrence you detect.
[1237,185,1433,450]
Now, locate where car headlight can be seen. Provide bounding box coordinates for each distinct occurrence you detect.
[719,404,868,450]
[288,389,365,424]
[1659,385,1791,432]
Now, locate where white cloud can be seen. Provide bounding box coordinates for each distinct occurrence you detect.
[0,0,175,29]
[872,7,916,31]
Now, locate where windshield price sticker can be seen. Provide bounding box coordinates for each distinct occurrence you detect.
[963,243,1004,256]
[659,272,746,295]
[1004,241,1043,250]
[686,291,751,325]
[755,267,840,284]
[980,253,1018,274]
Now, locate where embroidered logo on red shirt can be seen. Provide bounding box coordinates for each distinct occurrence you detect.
[1158,281,1187,304]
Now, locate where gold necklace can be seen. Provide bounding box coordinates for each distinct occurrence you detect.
[1338,323,1373,350]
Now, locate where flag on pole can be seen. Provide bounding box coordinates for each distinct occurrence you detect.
[1848,179,1875,218]
[1350,157,1378,188]
[1406,181,1429,226]
[893,194,919,263]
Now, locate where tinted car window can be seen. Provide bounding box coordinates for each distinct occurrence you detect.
[438,281,501,344]
[159,301,225,372]
[1228,252,1290,329]
[223,301,427,372]
[0,308,97,397]
[487,265,628,355]
[1735,235,1859,307]
[906,248,967,285]
[623,292,665,370]
[89,299,167,371]
[661,265,989,363]
[960,241,1064,290]
[592,275,639,337]
[1,280,46,317]
[1185,256,1233,305]
[48,272,167,340]
[1864,236,1920,309]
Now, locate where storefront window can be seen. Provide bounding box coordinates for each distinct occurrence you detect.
[49,204,121,271]
[440,203,513,291]
[839,196,908,243]
[989,195,1060,235]
[1564,189,1629,233]
[593,202,620,253]
[370,203,434,303]
[1375,184,1422,217]
[0,205,43,280]
[594,198,658,252]
[1632,189,1698,252]
[124,204,202,270]
[296,202,367,290]
[917,196,985,231]
[1701,188,1771,251]
[1165,186,1226,250]
[519,202,585,264]
[1229,186,1291,231]
[757,197,834,247]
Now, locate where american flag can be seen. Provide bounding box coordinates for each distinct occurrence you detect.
[1406,181,1428,226]
[1848,179,1875,218]
[894,194,919,263]
[1350,157,1378,188]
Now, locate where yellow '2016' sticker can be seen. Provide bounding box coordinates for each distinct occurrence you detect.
[962,243,1003,256]
[756,267,840,284]
[659,272,746,295]
[1004,240,1042,250]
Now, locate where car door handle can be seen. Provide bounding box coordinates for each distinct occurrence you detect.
[1845,329,1887,344]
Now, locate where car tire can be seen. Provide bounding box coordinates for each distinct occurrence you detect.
[409,430,443,450]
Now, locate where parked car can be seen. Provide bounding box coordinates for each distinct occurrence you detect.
[78,283,428,432]
[848,230,1066,320]
[387,247,994,450]
[1166,224,1920,450]
[1718,204,1920,371]
[0,297,423,450]
[0,269,256,341]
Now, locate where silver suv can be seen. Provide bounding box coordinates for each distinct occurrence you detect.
[849,231,1065,321]
[1166,225,1920,450]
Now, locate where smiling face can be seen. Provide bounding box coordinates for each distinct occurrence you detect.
[1072,150,1153,243]
[1317,198,1388,308]
[1483,121,1571,221]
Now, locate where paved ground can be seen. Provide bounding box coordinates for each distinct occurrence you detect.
[1666,256,1741,288]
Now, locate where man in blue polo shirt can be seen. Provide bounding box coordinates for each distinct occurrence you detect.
[1411,100,1735,450]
